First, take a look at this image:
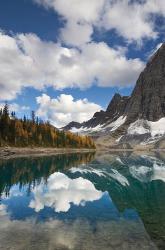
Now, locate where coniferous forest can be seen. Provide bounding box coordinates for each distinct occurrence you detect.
[0,103,95,149]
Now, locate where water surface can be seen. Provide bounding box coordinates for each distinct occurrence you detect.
[0,152,165,250]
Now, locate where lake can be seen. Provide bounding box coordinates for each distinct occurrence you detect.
[0,151,165,250]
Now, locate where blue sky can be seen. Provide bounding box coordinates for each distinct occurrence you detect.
[0,0,164,127]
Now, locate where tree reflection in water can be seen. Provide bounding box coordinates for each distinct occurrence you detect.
[0,152,95,198]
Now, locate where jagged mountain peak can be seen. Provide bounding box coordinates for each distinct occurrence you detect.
[93,110,105,118]
[106,94,130,116]
[125,42,165,122]
[62,121,81,131]
[148,43,165,66]
[63,93,129,132]
[63,44,165,148]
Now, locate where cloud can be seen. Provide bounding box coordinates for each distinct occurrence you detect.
[0,211,154,250]
[29,172,103,212]
[34,0,105,46]
[36,94,102,127]
[60,21,93,46]
[0,31,144,101]
[102,0,157,43]
[35,0,105,23]
[0,102,29,114]
[0,204,7,216]
[34,0,165,44]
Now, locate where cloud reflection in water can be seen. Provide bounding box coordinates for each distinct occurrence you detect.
[29,172,103,212]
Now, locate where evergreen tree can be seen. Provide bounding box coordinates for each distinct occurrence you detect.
[31,111,35,124]
[0,104,95,149]
[3,102,9,117]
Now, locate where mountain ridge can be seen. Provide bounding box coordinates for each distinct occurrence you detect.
[63,43,165,149]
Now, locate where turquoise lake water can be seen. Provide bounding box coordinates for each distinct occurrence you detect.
[0,152,165,250]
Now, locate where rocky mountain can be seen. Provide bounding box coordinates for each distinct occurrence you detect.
[63,44,165,149]
[125,44,165,122]
[63,94,130,132]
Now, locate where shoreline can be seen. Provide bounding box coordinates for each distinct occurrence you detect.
[0,146,164,160]
[0,147,96,160]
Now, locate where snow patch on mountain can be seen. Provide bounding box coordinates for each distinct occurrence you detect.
[127,118,165,137]
[70,116,127,135]
[116,136,122,142]
[70,124,103,134]
[127,120,149,135]
[149,118,165,137]
[105,116,126,131]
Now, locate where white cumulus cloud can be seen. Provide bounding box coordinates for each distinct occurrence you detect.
[36,93,102,127]
[34,0,105,46]
[29,172,103,212]
[0,102,29,114]
[60,21,93,46]
[102,0,157,43]
[0,31,144,101]
[34,0,165,45]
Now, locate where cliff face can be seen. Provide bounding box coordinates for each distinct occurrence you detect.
[63,94,130,131]
[106,94,130,118]
[63,44,165,148]
[62,121,82,131]
[125,44,165,122]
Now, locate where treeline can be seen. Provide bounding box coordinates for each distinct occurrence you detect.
[0,103,95,148]
[0,152,95,197]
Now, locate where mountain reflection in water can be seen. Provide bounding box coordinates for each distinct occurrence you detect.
[0,152,165,250]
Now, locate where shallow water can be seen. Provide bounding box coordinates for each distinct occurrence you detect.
[0,152,165,250]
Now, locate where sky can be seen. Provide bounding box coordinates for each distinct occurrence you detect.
[0,0,164,127]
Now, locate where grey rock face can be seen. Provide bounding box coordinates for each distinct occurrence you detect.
[82,110,106,128]
[106,94,130,118]
[63,94,129,130]
[125,44,165,122]
[62,121,82,131]
[63,43,165,134]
